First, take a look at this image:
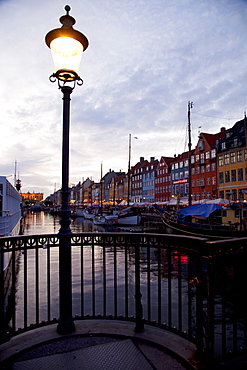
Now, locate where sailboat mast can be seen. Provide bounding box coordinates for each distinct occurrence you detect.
[127,133,131,206]
[188,101,193,206]
[100,161,103,208]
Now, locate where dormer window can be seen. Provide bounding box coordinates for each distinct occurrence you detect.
[221,142,226,150]
[198,140,204,151]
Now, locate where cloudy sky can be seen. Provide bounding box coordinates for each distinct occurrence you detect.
[1,0,247,197]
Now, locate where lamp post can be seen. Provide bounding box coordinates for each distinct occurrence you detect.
[46,5,88,334]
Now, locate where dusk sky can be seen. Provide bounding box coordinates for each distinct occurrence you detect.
[1,0,247,197]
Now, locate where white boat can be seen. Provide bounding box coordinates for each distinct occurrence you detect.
[71,209,85,217]
[0,176,22,328]
[117,206,142,226]
[93,214,118,226]
[0,176,22,273]
[83,208,95,220]
[0,176,22,239]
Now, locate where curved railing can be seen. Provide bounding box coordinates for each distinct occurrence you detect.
[1,232,247,363]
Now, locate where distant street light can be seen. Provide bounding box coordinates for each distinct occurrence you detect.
[45,5,88,334]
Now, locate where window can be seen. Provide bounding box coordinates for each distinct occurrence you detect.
[221,142,226,150]
[230,152,236,164]
[212,176,216,185]
[219,172,224,184]
[206,178,211,185]
[237,150,242,162]
[218,155,223,166]
[224,153,229,165]
[225,171,230,183]
[211,163,216,171]
[219,191,224,199]
[245,149,247,161]
[191,168,195,175]
[206,164,210,172]
[175,163,179,169]
[200,153,204,163]
[238,168,243,181]
[231,169,236,182]
[198,140,204,150]
[196,167,200,174]
[179,161,183,168]
[211,149,216,158]
[184,159,188,167]
[196,154,200,162]
[206,151,210,159]
[191,155,195,164]
[234,138,238,147]
[201,166,205,173]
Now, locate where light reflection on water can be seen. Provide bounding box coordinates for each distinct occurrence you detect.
[16,212,192,336]
[13,211,244,356]
[22,211,98,235]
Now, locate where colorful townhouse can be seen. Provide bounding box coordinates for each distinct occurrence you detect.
[217,118,247,201]
[171,151,191,199]
[191,128,227,202]
[141,157,159,203]
[154,156,173,203]
[131,157,149,203]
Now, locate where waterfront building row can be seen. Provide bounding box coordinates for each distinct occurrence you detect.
[47,117,247,205]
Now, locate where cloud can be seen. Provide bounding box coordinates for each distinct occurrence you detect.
[0,0,247,197]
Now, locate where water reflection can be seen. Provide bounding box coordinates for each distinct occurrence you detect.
[17,212,193,334]
[22,211,105,235]
[15,211,244,357]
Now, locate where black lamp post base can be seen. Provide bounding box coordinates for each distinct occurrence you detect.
[57,318,75,335]
[58,211,72,234]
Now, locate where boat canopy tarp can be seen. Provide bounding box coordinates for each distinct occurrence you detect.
[178,204,222,218]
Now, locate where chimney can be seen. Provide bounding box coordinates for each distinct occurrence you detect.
[140,157,144,162]
[150,157,155,162]
[221,127,226,132]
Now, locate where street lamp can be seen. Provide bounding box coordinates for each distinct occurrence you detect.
[45,5,88,334]
[46,5,88,233]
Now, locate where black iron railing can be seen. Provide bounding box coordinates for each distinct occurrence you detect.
[1,232,247,362]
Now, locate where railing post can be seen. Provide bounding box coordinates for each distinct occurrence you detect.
[134,238,144,333]
[195,254,204,356]
[0,243,4,342]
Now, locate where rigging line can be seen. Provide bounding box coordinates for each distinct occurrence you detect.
[192,111,240,120]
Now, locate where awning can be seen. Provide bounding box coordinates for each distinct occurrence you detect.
[178,204,222,218]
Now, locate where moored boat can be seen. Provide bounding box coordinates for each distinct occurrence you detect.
[0,176,22,238]
[83,207,95,220]
[156,203,247,239]
[93,214,118,226]
[0,176,22,329]
[117,206,143,226]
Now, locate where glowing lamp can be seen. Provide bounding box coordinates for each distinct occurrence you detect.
[45,5,88,82]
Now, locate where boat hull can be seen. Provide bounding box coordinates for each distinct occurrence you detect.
[163,217,247,239]
[117,215,141,226]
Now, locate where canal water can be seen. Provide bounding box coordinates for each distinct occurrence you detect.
[13,211,243,356]
[16,212,191,332]
[22,211,99,235]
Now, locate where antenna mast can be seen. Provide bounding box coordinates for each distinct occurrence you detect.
[188,101,193,206]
